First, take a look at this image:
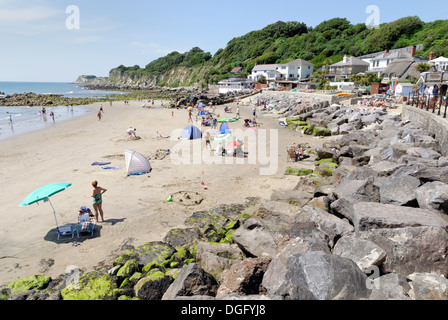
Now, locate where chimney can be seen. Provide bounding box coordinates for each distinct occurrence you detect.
[411,45,416,57]
[343,54,348,63]
[429,51,435,61]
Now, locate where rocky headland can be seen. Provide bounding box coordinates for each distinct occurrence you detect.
[2,97,448,301]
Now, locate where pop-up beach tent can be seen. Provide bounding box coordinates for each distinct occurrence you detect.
[180,125,202,140]
[125,150,152,176]
[198,110,206,117]
[219,122,231,134]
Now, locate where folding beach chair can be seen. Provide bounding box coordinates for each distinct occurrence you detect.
[57,225,75,240]
[76,213,95,238]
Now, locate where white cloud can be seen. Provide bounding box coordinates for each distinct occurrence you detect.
[0,6,61,22]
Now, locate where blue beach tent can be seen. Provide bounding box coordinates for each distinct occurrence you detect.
[180,125,202,140]
[219,122,230,134]
[198,110,206,117]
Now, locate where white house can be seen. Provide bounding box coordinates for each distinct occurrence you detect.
[248,59,314,82]
[429,56,448,72]
[395,83,414,96]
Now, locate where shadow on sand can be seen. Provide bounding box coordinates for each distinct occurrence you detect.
[42,218,126,244]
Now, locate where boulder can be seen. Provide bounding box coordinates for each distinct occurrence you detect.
[255,201,302,233]
[352,202,448,233]
[368,161,406,177]
[269,190,313,207]
[332,235,387,272]
[360,226,448,276]
[378,175,421,206]
[406,147,441,160]
[295,205,354,247]
[233,219,278,258]
[113,241,176,269]
[369,273,412,300]
[415,181,448,214]
[282,251,371,300]
[262,237,330,297]
[407,273,448,300]
[161,263,219,300]
[163,228,202,248]
[134,271,174,300]
[195,242,245,281]
[216,257,271,298]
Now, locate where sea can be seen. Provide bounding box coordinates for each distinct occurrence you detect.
[0,82,127,141]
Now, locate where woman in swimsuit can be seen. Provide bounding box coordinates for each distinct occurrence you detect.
[92,180,107,222]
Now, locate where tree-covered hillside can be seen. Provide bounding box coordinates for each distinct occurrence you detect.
[110,17,448,87]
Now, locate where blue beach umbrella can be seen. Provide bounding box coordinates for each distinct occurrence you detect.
[19,183,72,229]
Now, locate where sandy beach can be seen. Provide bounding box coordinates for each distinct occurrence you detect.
[0,95,333,285]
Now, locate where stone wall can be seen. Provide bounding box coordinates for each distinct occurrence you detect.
[261,90,354,104]
[402,105,448,156]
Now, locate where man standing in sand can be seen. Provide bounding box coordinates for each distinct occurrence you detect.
[205,131,211,150]
[92,180,107,222]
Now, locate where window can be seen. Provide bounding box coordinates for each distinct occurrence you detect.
[281,66,286,70]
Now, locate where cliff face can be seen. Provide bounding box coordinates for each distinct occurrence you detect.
[78,64,214,90]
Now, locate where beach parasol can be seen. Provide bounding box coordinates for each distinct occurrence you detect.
[213,133,232,142]
[19,183,72,229]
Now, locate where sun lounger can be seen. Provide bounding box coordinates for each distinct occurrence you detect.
[57,225,75,240]
[76,213,95,238]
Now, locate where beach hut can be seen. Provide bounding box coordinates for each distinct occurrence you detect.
[180,125,202,140]
[125,150,152,176]
[219,122,231,134]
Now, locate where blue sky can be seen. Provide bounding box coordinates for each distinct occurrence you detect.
[0,0,447,82]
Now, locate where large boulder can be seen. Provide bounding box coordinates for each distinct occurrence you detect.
[262,237,330,297]
[369,273,412,300]
[377,175,421,206]
[114,241,176,269]
[352,202,448,233]
[415,181,448,214]
[332,235,387,272]
[295,205,354,248]
[232,219,278,258]
[134,271,174,300]
[407,273,448,300]
[359,226,448,276]
[216,257,271,298]
[161,263,219,300]
[281,251,371,300]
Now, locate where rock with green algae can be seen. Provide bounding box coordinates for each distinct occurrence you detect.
[114,241,176,268]
[61,269,118,300]
[117,259,139,279]
[185,210,229,230]
[7,275,51,295]
[313,126,331,136]
[285,168,314,176]
[134,271,174,300]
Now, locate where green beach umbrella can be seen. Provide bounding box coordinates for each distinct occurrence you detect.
[19,183,72,229]
[213,133,232,142]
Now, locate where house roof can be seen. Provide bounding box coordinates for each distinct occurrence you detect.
[252,64,278,72]
[430,56,448,63]
[382,58,421,81]
[288,59,314,66]
[331,56,369,67]
[230,67,243,73]
[371,51,412,61]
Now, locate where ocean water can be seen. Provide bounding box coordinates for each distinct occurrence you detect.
[0,82,126,141]
[0,81,125,99]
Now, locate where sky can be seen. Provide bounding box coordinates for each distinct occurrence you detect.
[0,0,447,82]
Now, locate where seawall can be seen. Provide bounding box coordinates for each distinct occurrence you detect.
[402,105,448,156]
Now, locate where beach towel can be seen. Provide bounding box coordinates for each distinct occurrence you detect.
[101,166,123,170]
[91,162,111,166]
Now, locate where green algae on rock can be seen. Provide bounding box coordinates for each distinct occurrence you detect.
[7,275,51,295]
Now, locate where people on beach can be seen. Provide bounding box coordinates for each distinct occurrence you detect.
[91,180,107,222]
[295,145,303,161]
[100,105,104,113]
[8,115,12,127]
[127,127,137,139]
[188,109,193,122]
[97,110,102,121]
[205,131,211,150]
[49,111,55,123]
